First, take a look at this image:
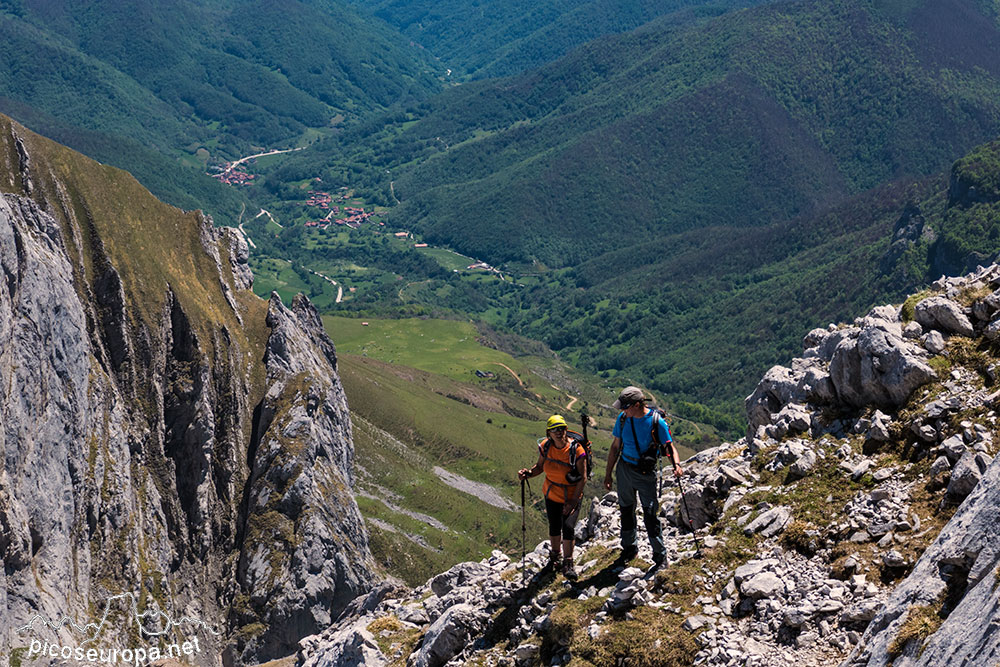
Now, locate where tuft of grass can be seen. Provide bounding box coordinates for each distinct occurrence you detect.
[829,551,863,580]
[236,622,268,640]
[901,290,936,323]
[955,284,993,308]
[888,603,944,659]
[547,597,606,647]
[367,615,422,660]
[780,520,820,556]
[367,616,404,635]
[718,446,745,461]
[572,606,698,667]
[385,628,423,667]
[947,337,994,384]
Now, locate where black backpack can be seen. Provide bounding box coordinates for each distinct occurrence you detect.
[566,427,593,483]
[648,406,674,461]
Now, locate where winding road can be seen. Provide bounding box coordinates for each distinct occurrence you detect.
[490,362,523,386]
[309,268,343,303]
[228,146,303,171]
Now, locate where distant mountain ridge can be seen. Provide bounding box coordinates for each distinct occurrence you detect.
[372,0,1000,266]
[349,0,773,78]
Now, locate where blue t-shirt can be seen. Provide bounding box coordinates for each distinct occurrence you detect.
[613,409,672,464]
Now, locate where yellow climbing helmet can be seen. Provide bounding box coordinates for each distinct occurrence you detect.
[546,414,568,431]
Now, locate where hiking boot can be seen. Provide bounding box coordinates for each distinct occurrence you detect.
[620,546,638,562]
[651,553,666,569]
[547,550,560,569]
[562,558,578,581]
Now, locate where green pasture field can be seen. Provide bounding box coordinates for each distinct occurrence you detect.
[323,315,568,405]
[416,246,475,271]
[250,257,309,303]
[249,256,345,309]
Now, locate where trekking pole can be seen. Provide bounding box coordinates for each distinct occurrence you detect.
[666,446,703,559]
[520,477,527,586]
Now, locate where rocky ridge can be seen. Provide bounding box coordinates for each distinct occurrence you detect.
[303,262,1000,666]
[0,115,377,664]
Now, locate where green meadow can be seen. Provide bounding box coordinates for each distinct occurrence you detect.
[323,315,568,405]
[415,246,476,271]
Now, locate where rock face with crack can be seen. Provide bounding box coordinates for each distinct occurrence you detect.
[844,451,1000,666]
[0,115,377,664]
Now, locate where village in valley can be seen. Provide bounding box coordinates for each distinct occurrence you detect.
[209,160,257,186]
[211,150,507,309]
[302,189,381,230]
[297,187,503,275]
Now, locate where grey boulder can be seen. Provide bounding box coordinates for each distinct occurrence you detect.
[411,604,486,667]
[913,296,974,337]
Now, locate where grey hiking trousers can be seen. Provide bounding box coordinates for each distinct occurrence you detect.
[616,460,666,558]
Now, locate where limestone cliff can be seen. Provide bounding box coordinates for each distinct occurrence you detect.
[0,115,377,665]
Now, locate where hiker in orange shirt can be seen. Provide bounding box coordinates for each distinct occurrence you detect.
[518,415,587,580]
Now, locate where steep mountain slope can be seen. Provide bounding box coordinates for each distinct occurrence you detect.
[299,262,1000,667]
[0,114,375,663]
[0,0,444,221]
[527,136,1000,425]
[349,0,772,78]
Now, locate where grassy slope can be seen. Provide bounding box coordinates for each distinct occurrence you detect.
[0,114,269,377]
[341,353,547,584]
[325,316,573,403]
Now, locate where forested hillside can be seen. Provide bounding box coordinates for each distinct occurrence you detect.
[0,0,445,221]
[423,140,1000,434]
[349,0,771,78]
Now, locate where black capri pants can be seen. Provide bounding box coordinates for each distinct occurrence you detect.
[545,497,581,541]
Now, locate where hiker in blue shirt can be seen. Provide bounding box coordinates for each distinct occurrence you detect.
[602,386,682,567]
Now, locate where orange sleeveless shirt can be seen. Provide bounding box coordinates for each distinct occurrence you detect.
[541,439,585,503]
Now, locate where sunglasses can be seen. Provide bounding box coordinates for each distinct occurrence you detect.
[550,426,567,433]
